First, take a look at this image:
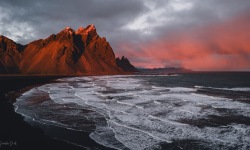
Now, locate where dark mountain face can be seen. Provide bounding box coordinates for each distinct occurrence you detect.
[0,36,25,73]
[0,25,135,75]
[116,56,138,72]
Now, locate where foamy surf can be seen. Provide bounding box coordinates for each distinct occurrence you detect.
[195,85,250,92]
[14,75,250,149]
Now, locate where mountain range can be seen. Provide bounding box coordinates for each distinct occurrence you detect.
[138,67,193,75]
[0,25,136,75]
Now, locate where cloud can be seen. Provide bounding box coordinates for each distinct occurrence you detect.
[0,0,250,70]
[117,12,250,71]
[0,0,146,44]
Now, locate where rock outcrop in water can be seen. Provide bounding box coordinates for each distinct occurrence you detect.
[0,25,136,75]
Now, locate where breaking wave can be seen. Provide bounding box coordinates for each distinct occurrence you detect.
[15,75,250,149]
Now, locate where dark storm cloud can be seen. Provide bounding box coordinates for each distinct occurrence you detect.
[1,0,250,70]
[0,0,146,44]
[1,0,250,44]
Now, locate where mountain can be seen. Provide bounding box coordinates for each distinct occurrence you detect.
[138,67,193,75]
[0,25,135,75]
[116,56,138,72]
[0,36,25,73]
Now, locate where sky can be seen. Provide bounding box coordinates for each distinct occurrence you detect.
[0,0,250,71]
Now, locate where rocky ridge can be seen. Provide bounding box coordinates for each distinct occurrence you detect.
[0,25,136,75]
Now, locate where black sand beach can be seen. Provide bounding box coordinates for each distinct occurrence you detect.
[0,75,110,150]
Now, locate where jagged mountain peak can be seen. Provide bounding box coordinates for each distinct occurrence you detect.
[0,24,136,75]
[76,26,85,34]
[57,25,98,37]
[86,24,96,30]
[64,26,75,34]
[0,35,14,43]
[58,26,75,36]
[83,24,97,37]
[0,35,26,73]
[116,56,138,72]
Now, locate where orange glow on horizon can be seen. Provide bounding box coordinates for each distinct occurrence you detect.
[117,12,250,71]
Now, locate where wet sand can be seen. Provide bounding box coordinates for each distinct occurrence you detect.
[0,75,110,150]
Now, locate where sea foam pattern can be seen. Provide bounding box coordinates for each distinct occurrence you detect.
[15,75,250,149]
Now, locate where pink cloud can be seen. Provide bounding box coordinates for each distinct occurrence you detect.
[117,12,250,71]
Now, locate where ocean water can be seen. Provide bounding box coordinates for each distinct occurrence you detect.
[14,73,250,149]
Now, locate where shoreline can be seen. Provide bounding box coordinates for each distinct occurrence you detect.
[1,73,250,149]
[0,75,111,150]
